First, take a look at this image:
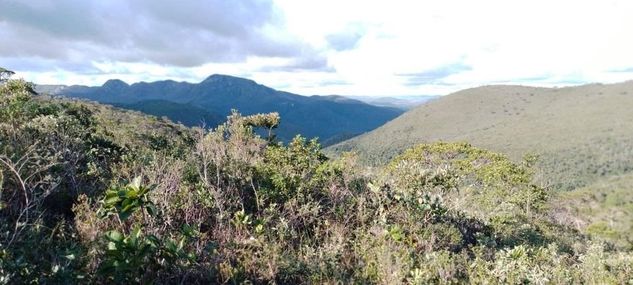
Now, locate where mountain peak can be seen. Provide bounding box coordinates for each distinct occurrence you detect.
[102,79,129,89]
[201,74,257,85]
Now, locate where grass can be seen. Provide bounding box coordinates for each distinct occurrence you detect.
[328,81,633,190]
[2,79,632,283]
[550,173,633,249]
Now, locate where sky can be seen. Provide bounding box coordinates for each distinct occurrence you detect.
[1,0,633,96]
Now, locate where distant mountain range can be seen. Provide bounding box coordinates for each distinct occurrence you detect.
[343,95,438,110]
[36,75,405,145]
[328,81,633,190]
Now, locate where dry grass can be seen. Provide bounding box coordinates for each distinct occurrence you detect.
[329,81,633,190]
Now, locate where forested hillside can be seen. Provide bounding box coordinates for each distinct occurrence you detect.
[41,75,403,144]
[1,75,632,283]
[329,82,633,191]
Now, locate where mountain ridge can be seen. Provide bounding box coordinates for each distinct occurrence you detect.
[328,80,633,190]
[38,74,404,144]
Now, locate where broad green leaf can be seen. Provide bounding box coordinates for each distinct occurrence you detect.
[106,230,123,242]
[145,204,158,217]
[130,176,142,190]
[125,189,139,199]
[104,196,120,205]
[118,211,131,221]
[131,226,142,239]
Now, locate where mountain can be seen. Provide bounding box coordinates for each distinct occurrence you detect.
[328,81,633,190]
[343,95,438,110]
[112,100,224,128]
[42,75,404,144]
[7,78,633,283]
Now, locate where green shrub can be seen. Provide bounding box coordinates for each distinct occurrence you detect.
[0,78,631,283]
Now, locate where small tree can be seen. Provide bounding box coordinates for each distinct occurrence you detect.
[0,67,15,83]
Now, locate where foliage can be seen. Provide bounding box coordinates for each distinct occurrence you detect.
[327,82,633,192]
[257,136,329,205]
[0,77,631,284]
[99,177,156,221]
[0,67,14,82]
[551,173,633,249]
[386,142,547,218]
[52,74,403,144]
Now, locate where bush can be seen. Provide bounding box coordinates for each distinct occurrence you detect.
[0,78,631,283]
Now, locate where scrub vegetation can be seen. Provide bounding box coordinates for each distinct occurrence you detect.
[1,76,632,284]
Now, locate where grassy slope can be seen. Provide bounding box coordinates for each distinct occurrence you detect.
[3,85,633,283]
[551,172,633,249]
[329,81,633,190]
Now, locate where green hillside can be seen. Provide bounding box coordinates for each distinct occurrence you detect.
[3,78,632,283]
[45,75,403,143]
[328,81,633,190]
[113,100,224,128]
[551,173,633,249]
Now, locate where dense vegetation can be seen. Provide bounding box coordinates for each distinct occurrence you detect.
[328,83,633,191]
[1,77,632,284]
[40,74,403,144]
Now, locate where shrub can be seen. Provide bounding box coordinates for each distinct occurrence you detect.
[0,78,631,283]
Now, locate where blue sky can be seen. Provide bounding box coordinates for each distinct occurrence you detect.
[1,0,633,96]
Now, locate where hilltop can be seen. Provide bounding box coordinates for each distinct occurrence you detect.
[328,81,633,190]
[38,75,403,144]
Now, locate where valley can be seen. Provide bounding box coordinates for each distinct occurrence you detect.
[2,1,633,281]
[37,75,404,144]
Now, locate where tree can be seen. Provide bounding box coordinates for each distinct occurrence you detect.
[0,67,15,83]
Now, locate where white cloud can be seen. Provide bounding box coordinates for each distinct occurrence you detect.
[4,0,633,96]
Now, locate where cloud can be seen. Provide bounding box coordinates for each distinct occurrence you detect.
[326,25,365,51]
[396,63,472,86]
[317,79,351,86]
[0,57,101,74]
[259,56,335,72]
[609,67,633,73]
[511,75,552,83]
[0,0,317,70]
[4,0,633,95]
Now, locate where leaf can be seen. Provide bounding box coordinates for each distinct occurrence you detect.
[146,235,160,248]
[118,211,131,221]
[165,239,177,252]
[125,189,139,199]
[130,176,142,190]
[178,237,185,251]
[131,226,142,239]
[145,204,158,217]
[104,190,119,199]
[121,199,139,214]
[106,230,123,242]
[138,186,150,196]
[104,196,120,206]
[181,224,196,237]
